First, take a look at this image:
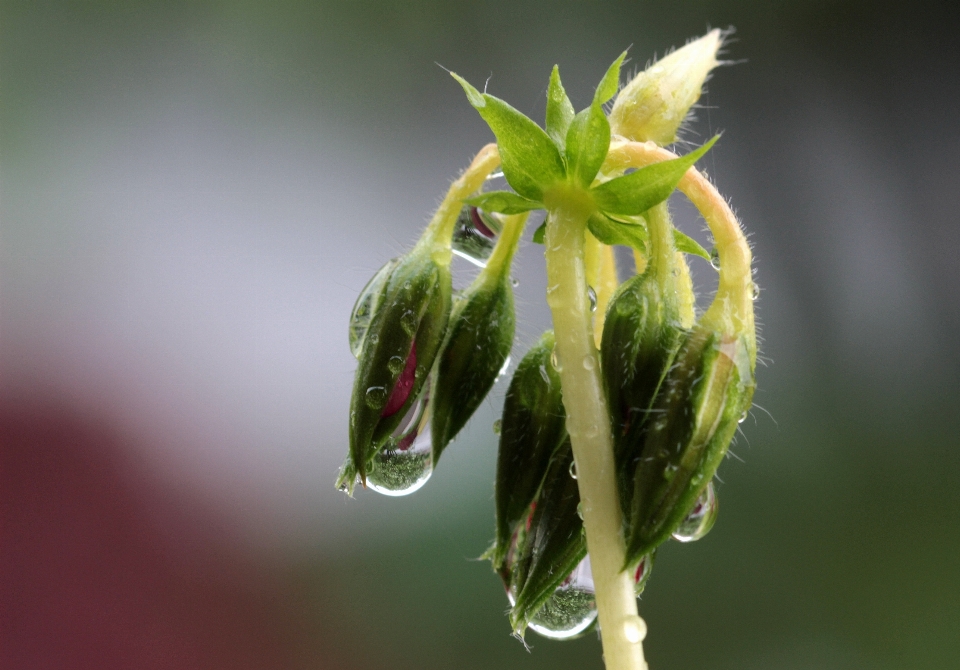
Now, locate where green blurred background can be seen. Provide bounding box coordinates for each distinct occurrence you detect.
[3,1,960,668]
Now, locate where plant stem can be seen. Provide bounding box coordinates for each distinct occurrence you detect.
[543,190,648,670]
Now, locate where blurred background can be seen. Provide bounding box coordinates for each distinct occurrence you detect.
[3,1,960,668]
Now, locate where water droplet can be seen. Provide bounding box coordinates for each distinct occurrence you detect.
[633,553,654,593]
[368,392,434,496]
[663,463,679,480]
[493,419,502,435]
[486,170,505,181]
[569,460,578,480]
[550,348,562,372]
[364,386,387,409]
[349,259,398,358]
[672,481,718,542]
[582,355,595,371]
[495,355,512,382]
[527,556,597,640]
[511,277,520,288]
[709,247,720,271]
[615,289,638,316]
[451,206,501,267]
[750,282,760,301]
[622,615,646,644]
[738,410,748,424]
[538,364,550,384]
[387,355,405,375]
[400,310,418,336]
[587,286,597,312]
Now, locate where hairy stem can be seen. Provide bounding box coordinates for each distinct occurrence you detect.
[543,188,648,670]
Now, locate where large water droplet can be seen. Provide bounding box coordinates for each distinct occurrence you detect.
[587,286,597,312]
[452,206,501,267]
[365,386,387,409]
[709,247,720,271]
[349,259,398,358]
[527,556,598,640]
[672,481,718,542]
[367,390,433,496]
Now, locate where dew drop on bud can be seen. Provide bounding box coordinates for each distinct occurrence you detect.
[493,419,502,435]
[587,286,597,312]
[368,389,434,496]
[387,355,405,375]
[400,310,418,336]
[527,556,598,639]
[709,247,720,271]
[349,259,398,358]
[365,386,387,409]
[452,206,500,267]
[672,481,718,542]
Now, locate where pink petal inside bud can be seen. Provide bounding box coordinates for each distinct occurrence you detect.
[470,207,495,239]
[634,563,645,583]
[381,342,417,418]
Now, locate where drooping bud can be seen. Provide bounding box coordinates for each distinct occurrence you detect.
[609,29,723,145]
[492,331,567,568]
[430,213,526,462]
[600,270,684,508]
[624,326,755,565]
[347,245,452,490]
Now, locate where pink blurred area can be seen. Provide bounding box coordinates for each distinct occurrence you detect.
[0,397,344,670]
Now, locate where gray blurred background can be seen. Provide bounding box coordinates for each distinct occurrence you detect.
[3,1,960,668]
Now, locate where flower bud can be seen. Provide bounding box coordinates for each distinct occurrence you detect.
[492,331,566,568]
[347,246,452,490]
[624,326,755,565]
[430,267,515,461]
[600,271,683,507]
[609,29,723,145]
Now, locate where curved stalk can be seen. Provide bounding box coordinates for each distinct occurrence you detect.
[543,188,648,670]
[605,141,755,356]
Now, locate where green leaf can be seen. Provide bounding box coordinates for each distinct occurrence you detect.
[565,104,610,188]
[586,212,647,253]
[545,66,575,151]
[591,135,719,216]
[673,229,710,260]
[532,222,547,244]
[595,50,628,105]
[464,191,543,215]
[452,73,566,201]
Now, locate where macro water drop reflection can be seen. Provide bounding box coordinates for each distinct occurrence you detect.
[349,258,399,358]
[366,387,433,496]
[451,206,502,267]
[587,286,597,312]
[527,556,598,639]
[672,481,718,542]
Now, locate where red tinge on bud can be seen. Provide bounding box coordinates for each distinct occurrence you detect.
[381,343,417,418]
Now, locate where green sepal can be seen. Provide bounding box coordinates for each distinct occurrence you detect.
[452,73,566,201]
[673,230,710,260]
[587,212,648,253]
[545,66,575,152]
[431,270,516,463]
[464,191,543,215]
[509,442,587,635]
[624,327,755,565]
[591,135,718,216]
[563,51,625,189]
[493,331,567,568]
[532,222,547,244]
[347,246,452,490]
[600,272,684,509]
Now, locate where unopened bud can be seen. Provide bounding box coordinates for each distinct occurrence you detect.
[624,326,754,564]
[609,29,723,145]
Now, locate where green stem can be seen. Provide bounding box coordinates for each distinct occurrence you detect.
[543,188,648,670]
[478,213,527,285]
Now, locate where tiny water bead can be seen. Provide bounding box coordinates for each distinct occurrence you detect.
[527,556,598,640]
[709,247,720,271]
[349,258,399,358]
[495,355,512,382]
[738,409,748,424]
[568,460,578,480]
[622,615,646,644]
[364,386,387,409]
[750,282,760,300]
[672,481,718,542]
[367,388,434,496]
[587,286,598,312]
[550,348,562,372]
[451,206,502,267]
[511,277,520,288]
